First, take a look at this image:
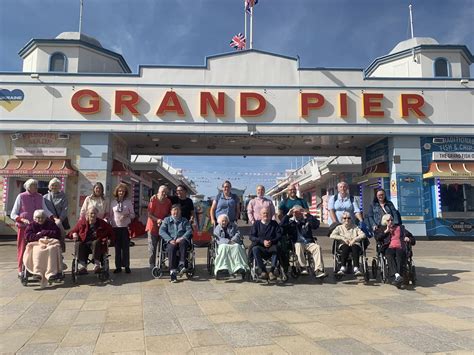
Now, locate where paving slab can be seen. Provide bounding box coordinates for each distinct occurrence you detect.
[0,237,473,354]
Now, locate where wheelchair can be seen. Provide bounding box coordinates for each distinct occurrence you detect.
[248,244,287,283]
[207,238,248,280]
[372,241,416,286]
[287,242,322,281]
[151,237,195,279]
[332,239,370,283]
[71,240,110,283]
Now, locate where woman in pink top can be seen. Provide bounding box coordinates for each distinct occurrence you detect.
[109,183,135,274]
[11,179,52,274]
[146,185,171,268]
[375,214,414,287]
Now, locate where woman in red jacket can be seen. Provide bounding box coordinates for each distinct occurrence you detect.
[68,206,114,274]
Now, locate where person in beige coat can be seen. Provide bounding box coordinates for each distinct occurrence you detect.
[330,211,366,276]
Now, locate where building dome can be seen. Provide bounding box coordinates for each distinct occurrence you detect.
[55,31,102,48]
[389,37,439,54]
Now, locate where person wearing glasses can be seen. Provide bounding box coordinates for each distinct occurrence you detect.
[330,211,366,276]
[375,214,414,287]
[328,181,363,226]
[109,183,135,274]
[277,183,308,221]
[169,184,195,223]
[210,180,240,226]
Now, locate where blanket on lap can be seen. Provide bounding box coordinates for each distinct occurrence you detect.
[23,238,62,287]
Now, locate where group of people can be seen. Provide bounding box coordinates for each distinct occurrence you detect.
[12,176,414,288]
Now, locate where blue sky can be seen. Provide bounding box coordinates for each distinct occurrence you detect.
[1,0,473,197]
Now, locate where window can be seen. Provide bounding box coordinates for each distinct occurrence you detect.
[49,52,67,72]
[440,182,473,213]
[434,58,449,77]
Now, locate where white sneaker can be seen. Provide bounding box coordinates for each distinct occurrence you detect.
[337,266,346,275]
[354,267,363,276]
[300,269,309,275]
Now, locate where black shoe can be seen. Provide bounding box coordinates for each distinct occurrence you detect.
[113,268,122,274]
[125,267,131,274]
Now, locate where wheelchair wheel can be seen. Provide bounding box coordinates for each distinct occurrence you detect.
[98,270,109,282]
[290,266,300,279]
[408,265,416,286]
[20,271,28,286]
[207,246,214,276]
[363,259,370,284]
[71,259,77,284]
[371,258,378,280]
[151,266,162,279]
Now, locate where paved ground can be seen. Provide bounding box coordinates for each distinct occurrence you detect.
[0,225,473,354]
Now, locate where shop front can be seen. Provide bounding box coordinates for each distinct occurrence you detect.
[421,137,474,237]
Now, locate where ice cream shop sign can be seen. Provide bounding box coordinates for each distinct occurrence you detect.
[71,89,427,119]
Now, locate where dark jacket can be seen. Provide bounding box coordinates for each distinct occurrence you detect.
[367,200,401,230]
[374,225,415,252]
[25,219,61,243]
[250,220,282,246]
[280,213,320,244]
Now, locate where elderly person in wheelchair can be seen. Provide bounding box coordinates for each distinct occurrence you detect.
[374,214,415,287]
[330,211,366,276]
[213,214,248,278]
[22,209,62,287]
[280,205,327,279]
[68,206,114,275]
[249,207,282,281]
[159,204,192,283]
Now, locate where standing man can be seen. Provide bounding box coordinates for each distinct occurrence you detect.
[247,185,275,225]
[278,183,309,221]
[328,181,363,226]
[169,184,194,224]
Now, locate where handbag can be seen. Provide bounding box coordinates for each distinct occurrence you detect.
[61,217,71,230]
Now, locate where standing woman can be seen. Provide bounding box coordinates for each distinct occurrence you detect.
[109,183,135,273]
[44,177,69,252]
[367,188,401,232]
[146,185,172,269]
[80,182,109,220]
[11,178,52,275]
[210,180,240,226]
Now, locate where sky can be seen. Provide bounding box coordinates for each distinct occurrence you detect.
[1,0,473,197]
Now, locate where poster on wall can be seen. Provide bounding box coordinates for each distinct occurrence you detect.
[398,174,424,221]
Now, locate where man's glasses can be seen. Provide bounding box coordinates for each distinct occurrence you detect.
[342,217,351,220]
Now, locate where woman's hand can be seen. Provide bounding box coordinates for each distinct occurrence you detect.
[21,218,30,225]
[404,236,411,242]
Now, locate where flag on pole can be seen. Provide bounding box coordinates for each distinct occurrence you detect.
[245,0,258,14]
[230,33,246,50]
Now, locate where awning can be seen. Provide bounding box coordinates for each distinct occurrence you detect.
[0,159,77,177]
[111,159,142,182]
[423,162,473,179]
[354,162,389,183]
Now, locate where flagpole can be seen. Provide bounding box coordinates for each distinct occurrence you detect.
[244,1,247,49]
[409,4,414,39]
[250,6,253,49]
[79,0,84,34]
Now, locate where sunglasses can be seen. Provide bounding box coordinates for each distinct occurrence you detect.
[342,217,351,220]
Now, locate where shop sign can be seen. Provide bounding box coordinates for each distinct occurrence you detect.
[70,89,427,119]
[14,147,67,157]
[433,152,474,161]
[365,138,388,168]
[451,221,473,233]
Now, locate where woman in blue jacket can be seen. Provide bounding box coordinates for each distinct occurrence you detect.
[367,189,401,232]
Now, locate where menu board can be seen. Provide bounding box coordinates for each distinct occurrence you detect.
[397,174,423,217]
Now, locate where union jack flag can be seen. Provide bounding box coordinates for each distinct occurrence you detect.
[230,33,246,50]
[245,0,258,14]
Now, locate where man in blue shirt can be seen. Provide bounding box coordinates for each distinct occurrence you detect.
[278,183,309,221]
[328,181,363,225]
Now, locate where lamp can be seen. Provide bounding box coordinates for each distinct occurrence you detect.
[30,73,39,79]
